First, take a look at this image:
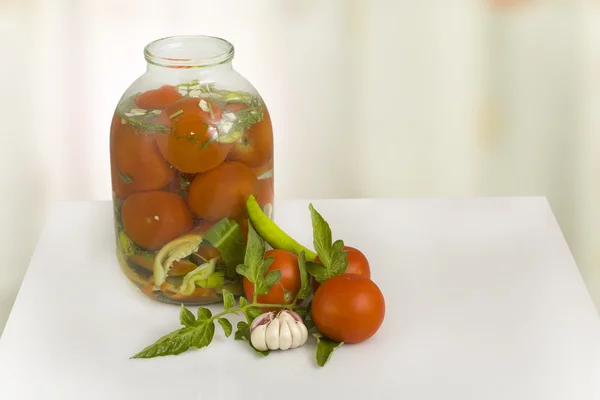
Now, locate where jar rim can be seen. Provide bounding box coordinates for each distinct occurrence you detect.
[144,35,235,68]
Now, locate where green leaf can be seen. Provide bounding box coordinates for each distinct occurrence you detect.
[332,240,344,254]
[305,318,315,331]
[244,306,263,323]
[222,289,235,311]
[234,321,250,341]
[310,204,332,261]
[169,109,183,119]
[117,171,134,184]
[239,296,248,307]
[296,251,312,300]
[217,318,233,337]
[243,224,266,282]
[131,327,194,358]
[306,261,328,283]
[254,348,270,357]
[308,204,349,283]
[197,307,212,321]
[314,333,343,367]
[204,218,246,279]
[255,267,281,295]
[201,139,212,150]
[303,302,315,330]
[131,320,215,359]
[179,304,196,327]
[262,269,281,286]
[206,101,215,119]
[237,224,282,299]
[190,321,215,349]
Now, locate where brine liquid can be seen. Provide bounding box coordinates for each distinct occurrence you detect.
[111,82,274,305]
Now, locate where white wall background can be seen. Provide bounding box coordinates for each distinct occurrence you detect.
[1,0,599,334]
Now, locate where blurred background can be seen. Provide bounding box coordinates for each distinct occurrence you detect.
[1,0,599,334]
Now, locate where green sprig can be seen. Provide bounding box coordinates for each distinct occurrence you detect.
[306,204,349,283]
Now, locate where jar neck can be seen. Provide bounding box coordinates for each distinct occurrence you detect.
[143,35,235,76]
[145,61,233,77]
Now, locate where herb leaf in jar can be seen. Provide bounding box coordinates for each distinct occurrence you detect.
[204,218,246,279]
[116,93,169,132]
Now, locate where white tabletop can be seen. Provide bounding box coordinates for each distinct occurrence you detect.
[1,198,599,400]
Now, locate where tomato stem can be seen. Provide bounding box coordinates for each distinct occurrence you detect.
[210,302,301,323]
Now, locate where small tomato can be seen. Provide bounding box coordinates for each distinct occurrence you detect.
[312,274,385,344]
[312,246,371,292]
[243,249,301,310]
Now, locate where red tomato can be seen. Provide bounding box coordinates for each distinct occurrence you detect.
[227,106,273,168]
[243,249,301,310]
[134,85,183,109]
[154,98,228,173]
[312,274,385,344]
[121,191,193,251]
[312,246,371,293]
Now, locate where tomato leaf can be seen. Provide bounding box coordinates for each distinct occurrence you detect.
[197,307,212,321]
[234,321,270,356]
[308,204,349,283]
[217,318,233,337]
[204,218,246,279]
[239,296,248,308]
[310,204,332,259]
[236,224,281,298]
[190,321,215,349]
[303,301,315,331]
[131,319,215,359]
[256,269,281,295]
[296,251,312,301]
[306,261,327,284]
[243,223,265,274]
[314,333,343,367]
[222,289,235,311]
[179,304,196,327]
[244,306,263,323]
[234,321,250,341]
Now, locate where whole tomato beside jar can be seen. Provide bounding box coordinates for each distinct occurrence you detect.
[311,246,371,293]
[311,273,385,344]
[243,249,301,310]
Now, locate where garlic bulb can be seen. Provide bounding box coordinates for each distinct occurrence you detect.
[250,310,308,351]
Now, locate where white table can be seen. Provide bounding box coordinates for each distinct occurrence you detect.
[1,198,599,400]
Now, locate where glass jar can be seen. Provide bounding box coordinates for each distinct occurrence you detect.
[110,35,274,305]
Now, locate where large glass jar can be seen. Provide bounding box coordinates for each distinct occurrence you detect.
[110,35,274,305]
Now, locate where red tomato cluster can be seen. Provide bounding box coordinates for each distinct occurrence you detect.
[111,84,274,303]
[112,85,274,248]
[243,246,385,344]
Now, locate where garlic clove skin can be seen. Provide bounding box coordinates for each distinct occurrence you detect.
[251,324,269,351]
[265,318,280,350]
[286,318,304,348]
[298,321,309,346]
[250,312,274,332]
[278,310,303,323]
[278,320,293,350]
